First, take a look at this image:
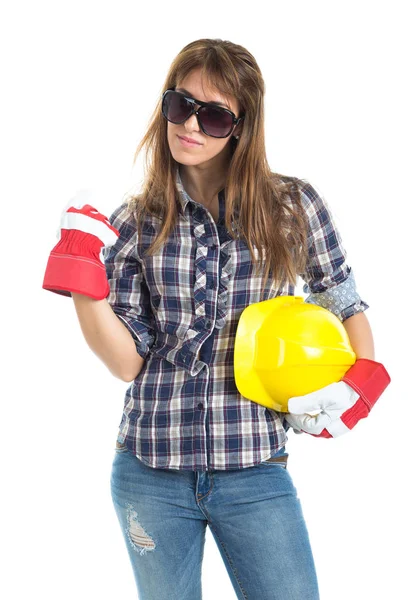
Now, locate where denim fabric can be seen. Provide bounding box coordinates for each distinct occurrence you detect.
[110,443,320,600]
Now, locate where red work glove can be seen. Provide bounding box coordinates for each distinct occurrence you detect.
[284,358,391,438]
[42,189,119,300]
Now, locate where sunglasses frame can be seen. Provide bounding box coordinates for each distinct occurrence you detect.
[161,87,245,139]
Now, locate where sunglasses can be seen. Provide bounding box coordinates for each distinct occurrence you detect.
[161,88,245,139]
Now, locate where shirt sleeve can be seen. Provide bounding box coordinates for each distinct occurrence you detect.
[102,202,156,360]
[297,180,369,322]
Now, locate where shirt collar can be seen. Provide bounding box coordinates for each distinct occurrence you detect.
[175,167,226,215]
[175,167,239,235]
[175,168,193,217]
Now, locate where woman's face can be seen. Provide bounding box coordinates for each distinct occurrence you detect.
[166,67,241,167]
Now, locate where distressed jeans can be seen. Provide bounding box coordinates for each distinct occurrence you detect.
[110,443,320,600]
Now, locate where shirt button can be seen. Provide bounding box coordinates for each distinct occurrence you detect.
[205,320,212,328]
[209,280,216,289]
[198,403,203,410]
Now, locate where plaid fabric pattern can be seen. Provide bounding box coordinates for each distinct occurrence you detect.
[103,169,369,471]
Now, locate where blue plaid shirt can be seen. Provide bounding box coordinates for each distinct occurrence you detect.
[103,169,369,471]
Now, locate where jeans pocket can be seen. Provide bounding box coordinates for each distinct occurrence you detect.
[115,440,129,453]
[260,447,289,468]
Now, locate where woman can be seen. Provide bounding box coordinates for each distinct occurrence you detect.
[43,38,385,599]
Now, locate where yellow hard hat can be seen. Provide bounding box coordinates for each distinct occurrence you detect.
[234,295,356,412]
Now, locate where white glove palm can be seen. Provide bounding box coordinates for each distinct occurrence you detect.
[285,381,360,437]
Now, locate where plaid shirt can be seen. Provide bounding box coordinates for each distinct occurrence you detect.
[103,169,369,471]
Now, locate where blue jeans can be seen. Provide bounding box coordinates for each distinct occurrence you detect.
[110,443,320,600]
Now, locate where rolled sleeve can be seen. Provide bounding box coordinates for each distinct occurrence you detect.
[298,181,369,322]
[103,203,156,360]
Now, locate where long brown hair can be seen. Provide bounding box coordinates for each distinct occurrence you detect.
[126,38,309,298]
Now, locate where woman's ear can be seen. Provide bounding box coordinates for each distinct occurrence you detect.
[233,123,243,138]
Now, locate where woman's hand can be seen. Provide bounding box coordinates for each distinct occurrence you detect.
[285,358,391,438]
[285,381,360,437]
[42,189,119,300]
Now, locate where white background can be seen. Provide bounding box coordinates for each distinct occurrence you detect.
[1,1,413,598]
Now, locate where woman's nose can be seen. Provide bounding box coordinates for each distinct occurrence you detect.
[184,112,200,131]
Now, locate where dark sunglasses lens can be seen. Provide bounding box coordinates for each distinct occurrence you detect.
[163,91,233,137]
[199,106,233,137]
[162,91,191,124]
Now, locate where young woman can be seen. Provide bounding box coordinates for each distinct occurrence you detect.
[43,38,388,599]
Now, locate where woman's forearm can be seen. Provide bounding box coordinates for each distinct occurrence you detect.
[72,293,144,381]
[343,311,375,361]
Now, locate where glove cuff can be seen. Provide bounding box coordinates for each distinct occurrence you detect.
[342,358,391,411]
[42,251,110,300]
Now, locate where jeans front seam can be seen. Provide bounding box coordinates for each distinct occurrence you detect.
[202,505,249,600]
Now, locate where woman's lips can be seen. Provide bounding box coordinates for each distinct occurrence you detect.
[177,135,202,147]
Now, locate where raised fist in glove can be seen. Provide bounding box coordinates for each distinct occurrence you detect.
[42,189,119,300]
[285,358,391,438]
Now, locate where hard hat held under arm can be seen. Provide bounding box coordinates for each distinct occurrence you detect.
[234,296,391,436]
